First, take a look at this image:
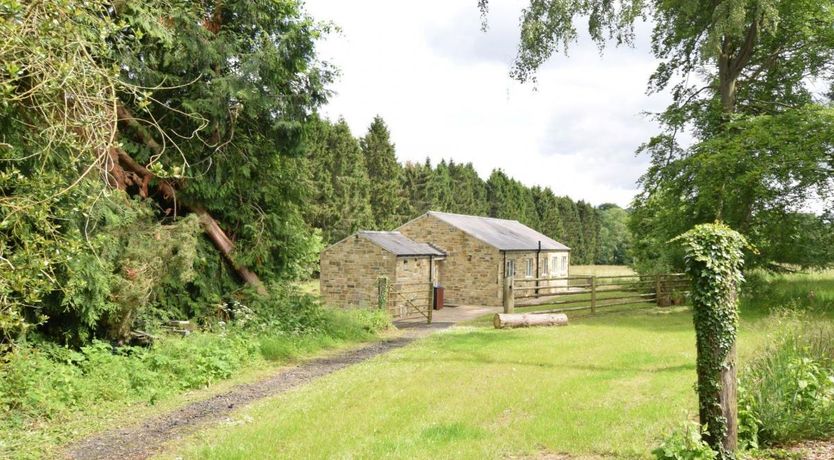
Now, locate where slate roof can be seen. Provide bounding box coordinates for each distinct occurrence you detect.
[358,231,446,257]
[425,211,570,251]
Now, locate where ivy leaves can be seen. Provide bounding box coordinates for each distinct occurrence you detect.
[675,223,751,458]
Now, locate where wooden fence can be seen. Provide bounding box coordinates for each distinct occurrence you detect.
[378,277,433,323]
[506,273,690,315]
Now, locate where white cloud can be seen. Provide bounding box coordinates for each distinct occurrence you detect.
[304,0,673,207]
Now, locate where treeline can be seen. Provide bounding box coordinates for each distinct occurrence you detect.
[303,116,631,265]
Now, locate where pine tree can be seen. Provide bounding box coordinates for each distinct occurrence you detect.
[360,116,405,229]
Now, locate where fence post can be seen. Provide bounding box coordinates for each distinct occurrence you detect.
[655,274,662,306]
[503,276,514,313]
[590,276,597,314]
[377,276,389,310]
[427,283,434,324]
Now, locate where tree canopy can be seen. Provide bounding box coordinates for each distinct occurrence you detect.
[1,0,331,344]
[480,0,834,270]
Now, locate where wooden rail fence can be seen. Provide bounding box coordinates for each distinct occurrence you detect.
[506,273,690,315]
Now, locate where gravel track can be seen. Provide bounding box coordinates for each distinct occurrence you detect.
[64,324,450,460]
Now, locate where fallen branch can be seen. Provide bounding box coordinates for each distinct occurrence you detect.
[111,119,266,294]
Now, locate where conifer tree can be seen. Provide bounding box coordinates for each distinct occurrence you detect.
[360,116,405,229]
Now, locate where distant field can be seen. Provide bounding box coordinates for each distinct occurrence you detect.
[569,265,635,277]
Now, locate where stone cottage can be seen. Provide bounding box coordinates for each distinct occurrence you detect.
[320,231,445,309]
[319,212,570,309]
[396,211,570,306]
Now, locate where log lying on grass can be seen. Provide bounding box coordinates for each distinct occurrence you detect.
[493,313,568,329]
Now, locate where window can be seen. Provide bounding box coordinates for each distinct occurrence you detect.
[542,257,549,276]
[505,259,515,278]
[525,258,534,278]
[551,256,558,276]
[562,255,567,273]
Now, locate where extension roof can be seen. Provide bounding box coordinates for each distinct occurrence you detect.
[358,231,446,257]
[425,211,570,251]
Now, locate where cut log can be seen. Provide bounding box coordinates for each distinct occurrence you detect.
[493,313,568,329]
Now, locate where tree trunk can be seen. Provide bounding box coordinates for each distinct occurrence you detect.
[718,22,759,115]
[493,313,568,329]
[720,344,738,452]
[192,206,266,293]
[113,147,266,294]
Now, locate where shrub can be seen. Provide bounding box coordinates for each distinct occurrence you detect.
[653,422,717,460]
[739,314,834,445]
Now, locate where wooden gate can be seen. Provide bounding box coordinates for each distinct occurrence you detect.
[508,273,690,314]
[377,277,433,323]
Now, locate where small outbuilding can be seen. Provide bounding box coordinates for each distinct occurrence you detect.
[396,211,570,306]
[319,212,571,310]
[319,231,445,309]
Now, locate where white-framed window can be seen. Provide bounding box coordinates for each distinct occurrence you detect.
[562,255,567,273]
[551,256,558,276]
[542,257,549,276]
[505,259,515,278]
[525,258,534,278]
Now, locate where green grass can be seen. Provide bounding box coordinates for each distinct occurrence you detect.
[162,310,762,459]
[163,270,834,460]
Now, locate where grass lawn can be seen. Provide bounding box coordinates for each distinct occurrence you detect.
[161,310,752,459]
[160,271,834,460]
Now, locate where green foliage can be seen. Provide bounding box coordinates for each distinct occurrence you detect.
[361,116,407,229]
[0,298,389,457]
[596,204,632,265]
[653,422,718,460]
[481,0,834,272]
[739,313,834,445]
[1,0,332,345]
[633,107,834,272]
[674,223,750,458]
[304,117,374,243]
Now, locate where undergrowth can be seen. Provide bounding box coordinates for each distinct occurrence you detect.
[0,287,389,458]
[739,310,834,447]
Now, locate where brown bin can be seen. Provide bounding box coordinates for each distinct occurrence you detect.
[433,286,444,310]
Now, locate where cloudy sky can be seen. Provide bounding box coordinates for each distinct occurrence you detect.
[304,0,674,207]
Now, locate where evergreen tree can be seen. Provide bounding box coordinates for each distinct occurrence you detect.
[360,116,405,229]
[577,201,600,264]
[531,186,564,243]
[556,197,585,262]
[448,162,489,216]
[304,118,373,243]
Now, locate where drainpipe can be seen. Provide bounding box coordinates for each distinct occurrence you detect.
[535,241,541,297]
[502,250,506,281]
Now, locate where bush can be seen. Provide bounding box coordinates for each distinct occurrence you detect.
[653,422,717,460]
[739,313,834,446]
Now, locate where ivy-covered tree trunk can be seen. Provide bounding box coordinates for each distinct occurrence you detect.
[675,223,750,459]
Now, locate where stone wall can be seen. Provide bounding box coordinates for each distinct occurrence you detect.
[398,215,501,306]
[320,236,396,308]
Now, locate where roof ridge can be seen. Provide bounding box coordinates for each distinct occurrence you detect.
[427,210,519,223]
